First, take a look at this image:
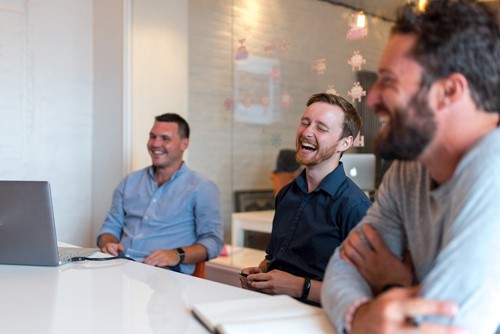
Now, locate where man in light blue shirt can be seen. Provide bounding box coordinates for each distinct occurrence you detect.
[96,113,224,275]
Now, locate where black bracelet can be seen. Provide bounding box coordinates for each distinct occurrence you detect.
[301,277,311,301]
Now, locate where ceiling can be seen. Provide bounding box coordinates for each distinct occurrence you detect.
[322,0,499,22]
[322,0,405,22]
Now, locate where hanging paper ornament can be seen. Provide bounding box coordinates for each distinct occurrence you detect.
[270,65,281,80]
[311,58,327,75]
[348,82,366,103]
[263,38,291,53]
[346,12,368,40]
[280,91,292,107]
[270,133,282,148]
[353,132,365,147]
[326,85,338,95]
[263,42,276,52]
[261,95,270,107]
[242,94,253,108]
[278,38,290,52]
[235,38,249,60]
[224,97,234,111]
[348,51,366,71]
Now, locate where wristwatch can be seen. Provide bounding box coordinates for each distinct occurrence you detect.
[301,277,311,301]
[175,247,185,265]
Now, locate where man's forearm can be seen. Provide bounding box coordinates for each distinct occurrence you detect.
[181,243,208,264]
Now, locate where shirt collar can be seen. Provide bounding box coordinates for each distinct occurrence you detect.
[146,161,187,182]
[295,162,348,196]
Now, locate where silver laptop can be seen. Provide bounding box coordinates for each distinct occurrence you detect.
[341,153,376,191]
[0,180,97,266]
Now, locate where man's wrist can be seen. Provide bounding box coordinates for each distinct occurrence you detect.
[174,247,185,265]
[344,298,370,333]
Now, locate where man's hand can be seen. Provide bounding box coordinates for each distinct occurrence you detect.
[98,234,124,256]
[100,242,125,256]
[240,266,264,292]
[243,269,304,298]
[144,249,180,267]
[350,286,466,334]
[341,224,413,294]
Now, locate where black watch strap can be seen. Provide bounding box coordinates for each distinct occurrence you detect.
[175,247,185,264]
[301,277,311,301]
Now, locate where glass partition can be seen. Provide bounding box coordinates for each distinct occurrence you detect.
[187,0,395,243]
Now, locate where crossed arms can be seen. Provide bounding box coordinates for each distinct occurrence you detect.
[338,224,464,334]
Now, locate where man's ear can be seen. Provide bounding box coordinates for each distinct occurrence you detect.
[181,138,189,151]
[436,73,467,110]
[338,135,354,153]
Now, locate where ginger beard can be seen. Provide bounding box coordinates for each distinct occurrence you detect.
[295,136,340,167]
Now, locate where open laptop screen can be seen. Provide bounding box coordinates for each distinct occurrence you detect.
[340,154,376,191]
[0,180,62,266]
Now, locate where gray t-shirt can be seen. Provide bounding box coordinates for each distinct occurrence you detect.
[322,128,500,334]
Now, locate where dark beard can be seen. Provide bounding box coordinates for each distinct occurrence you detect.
[374,89,436,161]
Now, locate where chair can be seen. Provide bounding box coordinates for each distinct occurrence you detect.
[269,171,297,197]
[270,149,301,196]
[193,261,206,278]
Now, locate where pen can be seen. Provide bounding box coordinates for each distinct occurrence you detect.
[240,272,248,277]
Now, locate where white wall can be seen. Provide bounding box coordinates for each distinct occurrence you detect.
[91,0,127,246]
[0,0,188,247]
[0,0,94,246]
[130,0,188,171]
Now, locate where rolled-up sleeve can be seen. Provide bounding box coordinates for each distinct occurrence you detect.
[96,180,126,244]
[193,180,224,260]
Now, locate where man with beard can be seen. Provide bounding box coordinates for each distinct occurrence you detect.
[240,93,371,306]
[96,113,224,274]
[322,1,500,333]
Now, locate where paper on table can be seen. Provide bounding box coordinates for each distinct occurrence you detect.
[191,295,336,334]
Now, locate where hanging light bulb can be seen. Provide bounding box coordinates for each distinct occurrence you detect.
[347,11,368,40]
[418,0,428,11]
[356,11,366,28]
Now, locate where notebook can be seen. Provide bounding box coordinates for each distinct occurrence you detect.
[0,180,97,266]
[192,295,335,334]
[341,153,376,191]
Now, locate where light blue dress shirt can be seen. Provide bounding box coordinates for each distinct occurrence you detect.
[97,162,224,274]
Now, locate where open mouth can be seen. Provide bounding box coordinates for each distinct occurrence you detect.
[379,114,390,128]
[301,140,317,152]
[150,149,166,156]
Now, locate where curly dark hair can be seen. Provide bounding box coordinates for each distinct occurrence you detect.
[393,0,500,113]
[306,93,362,140]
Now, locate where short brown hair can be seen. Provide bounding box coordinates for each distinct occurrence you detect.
[306,93,362,139]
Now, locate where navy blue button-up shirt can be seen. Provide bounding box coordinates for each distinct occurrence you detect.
[266,162,371,281]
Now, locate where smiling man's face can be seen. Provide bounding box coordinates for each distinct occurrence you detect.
[367,33,437,160]
[295,102,345,167]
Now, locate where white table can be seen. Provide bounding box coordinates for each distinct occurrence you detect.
[0,251,269,334]
[206,246,266,287]
[231,210,274,250]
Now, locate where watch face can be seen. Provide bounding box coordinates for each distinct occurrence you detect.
[176,248,185,263]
